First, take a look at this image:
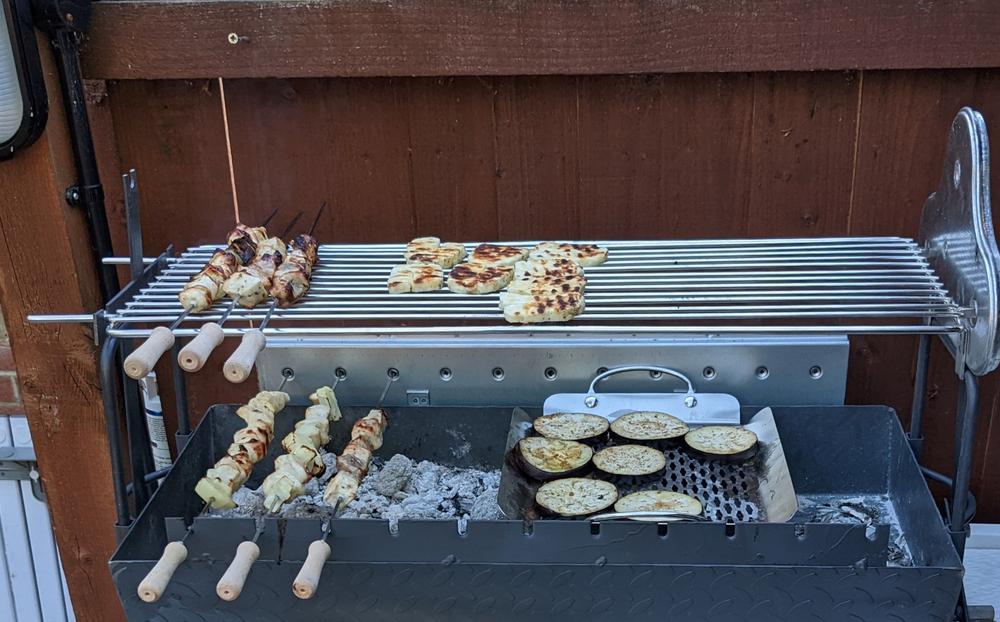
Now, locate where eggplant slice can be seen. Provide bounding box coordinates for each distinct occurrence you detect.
[610,410,689,444]
[532,412,610,443]
[516,437,593,481]
[684,425,758,462]
[592,444,666,476]
[614,490,703,516]
[535,478,619,517]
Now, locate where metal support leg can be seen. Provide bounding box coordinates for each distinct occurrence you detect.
[120,341,153,512]
[171,342,191,445]
[950,369,979,557]
[909,334,931,460]
[99,337,130,528]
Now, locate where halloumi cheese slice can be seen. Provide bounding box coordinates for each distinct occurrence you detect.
[388,262,443,293]
[406,243,467,268]
[529,242,609,267]
[514,258,585,280]
[502,291,584,323]
[469,243,528,267]
[447,262,514,294]
[406,236,441,257]
[507,273,586,297]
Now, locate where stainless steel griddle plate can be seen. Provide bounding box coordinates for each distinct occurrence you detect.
[920,107,1000,376]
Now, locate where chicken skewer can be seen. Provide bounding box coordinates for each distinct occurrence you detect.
[270,202,324,307]
[123,215,276,380]
[194,390,290,509]
[136,499,212,603]
[295,375,394,600]
[261,383,342,513]
[222,211,302,309]
[321,373,393,513]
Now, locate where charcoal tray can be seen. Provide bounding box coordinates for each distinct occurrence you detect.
[110,405,963,621]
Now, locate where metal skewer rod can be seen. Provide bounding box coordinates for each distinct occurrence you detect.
[177,299,237,372]
[223,301,276,383]
[136,500,212,603]
[279,211,304,240]
[376,370,398,409]
[217,516,266,601]
[307,201,327,237]
[260,207,280,228]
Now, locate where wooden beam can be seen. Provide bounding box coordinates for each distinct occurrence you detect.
[0,36,125,621]
[81,0,1000,80]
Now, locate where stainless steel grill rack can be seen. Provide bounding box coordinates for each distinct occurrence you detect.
[99,236,964,337]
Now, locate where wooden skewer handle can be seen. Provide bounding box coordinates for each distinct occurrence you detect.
[216,541,260,601]
[177,322,225,372]
[223,329,266,384]
[124,326,175,379]
[292,540,331,600]
[137,541,187,603]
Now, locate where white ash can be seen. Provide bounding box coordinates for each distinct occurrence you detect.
[208,451,501,525]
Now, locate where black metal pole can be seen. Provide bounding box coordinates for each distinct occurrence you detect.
[119,341,153,513]
[908,334,931,460]
[99,337,130,527]
[171,342,191,437]
[49,27,119,302]
[949,369,979,558]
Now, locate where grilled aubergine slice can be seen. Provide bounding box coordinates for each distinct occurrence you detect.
[592,444,666,478]
[535,477,618,517]
[684,425,758,463]
[610,411,689,447]
[532,412,609,444]
[516,437,593,481]
[614,490,703,517]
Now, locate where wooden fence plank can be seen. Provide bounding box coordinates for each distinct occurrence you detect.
[81,0,1000,80]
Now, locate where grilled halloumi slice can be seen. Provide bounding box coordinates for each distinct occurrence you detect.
[529,242,609,267]
[406,243,467,268]
[469,243,528,267]
[514,257,585,280]
[387,262,443,293]
[507,273,586,297]
[447,262,514,294]
[502,291,584,323]
[405,236,440,257]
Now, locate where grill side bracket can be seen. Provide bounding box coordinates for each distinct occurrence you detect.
[919,107,1000,377]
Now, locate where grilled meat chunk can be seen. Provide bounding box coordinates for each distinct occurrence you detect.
[223,236,286,308]
[270,234,319,307]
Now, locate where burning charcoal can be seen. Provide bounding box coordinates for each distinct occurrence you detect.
[470,489,501,520]
[371,454,414,497]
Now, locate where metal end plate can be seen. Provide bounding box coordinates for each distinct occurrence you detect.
[919,107,1000,376]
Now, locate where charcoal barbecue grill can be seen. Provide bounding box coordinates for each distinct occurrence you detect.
[28,108,1000,621]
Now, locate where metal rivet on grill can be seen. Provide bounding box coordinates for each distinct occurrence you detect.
[280,367,295,380]
[702,366,716,379]
[809,365,823,379]
[544,367,558,381]
[596,367,608,375]
[439,368,452,381]
[387,367,400,380]
[755,366,769,380]
[334,367,348,380]
[491,367,505,381]
[684,395,697,408]
[584,396,598,408]
[649,370,662,379]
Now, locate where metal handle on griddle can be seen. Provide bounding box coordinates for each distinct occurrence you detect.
[585,365,696,408]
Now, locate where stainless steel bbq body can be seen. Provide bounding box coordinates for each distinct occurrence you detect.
[28,109,1000,621]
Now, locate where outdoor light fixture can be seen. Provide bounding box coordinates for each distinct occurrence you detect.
[0,0,46,159]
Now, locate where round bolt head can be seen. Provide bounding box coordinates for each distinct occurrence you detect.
[585,396,598,408]
[227,32,240,44]
[684,396,697,408]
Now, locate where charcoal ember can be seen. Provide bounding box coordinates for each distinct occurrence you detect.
[371,454,414,497]
[470,489,501,520]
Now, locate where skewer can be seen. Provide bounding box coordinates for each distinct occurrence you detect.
[176,299,236,372]
[137,500,211,603]
[308,201,327,236]
[222,301,275,383]
[123,308,192,379]
[260,207,280,228]
[216,516,266,601]
[292,515,335,599]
